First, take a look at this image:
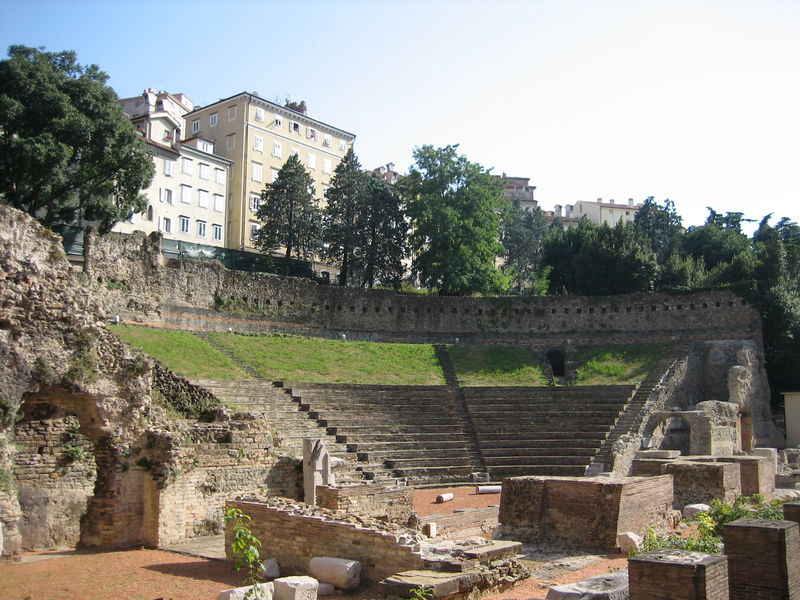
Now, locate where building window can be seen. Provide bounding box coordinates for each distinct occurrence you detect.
[250,222,259,241]
[339,140,347,151]
[199,139,214,153]
[307,128,318,141]
[199,163,210,180]
[255,107,265,122]
[197,220,206,237]
[308,182,316,196]
[210,113,218,127]
[252,162,263,183]
[308,153,316,170]
[272,141,282,158]
[249,194,261,212]
[161,217,172,233]
[226,133,235,150]
[215,168,225,184]
[162,188,174,205]
[191,120,199,133]
[322,185,329,200]
[164,158,174,176]
[213,194,224,212]
[146,205,154,221]
[228,105,237,121]
[253,135,264,152]
[274,114,282,127]
[198,189,209,208]
[181,157,193,174]
[271,168,279,182]
[180,184,191,204]
[290,121,301,135]
[322,158,332,174]
[323,134,332,147]
[213,224,222,241]
[179,215,190,234]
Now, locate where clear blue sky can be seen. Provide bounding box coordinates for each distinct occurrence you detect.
[2,0,798,232]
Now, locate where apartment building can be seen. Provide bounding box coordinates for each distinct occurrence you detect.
[557,198,643,226]
[184,93,356,251]
[495,175,538,211]
[115,90,231,247]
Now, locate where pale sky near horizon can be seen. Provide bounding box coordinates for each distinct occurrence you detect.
[2,0,798,234]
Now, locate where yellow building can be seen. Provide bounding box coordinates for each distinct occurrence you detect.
[184,93,356,252]
[115,90,231,247]
[548,198,643,228]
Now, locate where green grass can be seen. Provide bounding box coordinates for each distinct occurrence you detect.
[209,334,446,385]
[110,325,248,380]
[448,344,546,386]
[574,344,664,385]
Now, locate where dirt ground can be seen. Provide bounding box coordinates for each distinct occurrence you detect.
[0,486,628,600]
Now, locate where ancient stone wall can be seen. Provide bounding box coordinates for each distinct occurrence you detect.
[498,475,674,551]
[226,499,425,583]
[419,507,500,540]
[632,458,742,507]
[87,231,762,344]
[315,484,413,522]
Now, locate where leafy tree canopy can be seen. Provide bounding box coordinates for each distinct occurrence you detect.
[255,154,320,274]
[399,145,509,296]
[0,45,154,232]
[501,200,549,294]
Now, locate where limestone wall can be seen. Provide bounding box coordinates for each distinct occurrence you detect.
[226,499,425,583]
[498,475,674,551]
[86,231,762,344]
[315,485,414,522]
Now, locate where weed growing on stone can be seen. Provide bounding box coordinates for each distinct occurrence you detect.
[225,506,267,599]
[0,467,15,492]
[65,330,99,385]
[407,584,433,600]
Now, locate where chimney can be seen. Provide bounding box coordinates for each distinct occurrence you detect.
[597,197,602,203]
[628,198,634,206]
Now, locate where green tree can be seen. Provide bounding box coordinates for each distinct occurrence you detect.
[501,200,549,294]
[322,148,365,286]
[683,209,751,270]
[356,174,407,289]
[400,145,509,296]
[0,45,154,232]
[255,154,320,274]
[634,197,683,263]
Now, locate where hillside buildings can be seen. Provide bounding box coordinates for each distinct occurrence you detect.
[184,93,355,252]
[496,175,537,211]
[549,198,643,228]
[115,90,232,247]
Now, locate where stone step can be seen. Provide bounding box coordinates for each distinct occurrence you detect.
[358,448,471,462]
[318,417,462,428]
[328,424,465,435]
[488,464,587,478]
[385,456,474,469]
[391,465,477,481]
[473,425,612,434]
[474,430,607,440]
[465,403,627,412]
[346,440,467,453]
[335,432,473,444]
[481,447,598,458]
[478,438,603,449]
[483,455,591,466]
[301,402,460,412]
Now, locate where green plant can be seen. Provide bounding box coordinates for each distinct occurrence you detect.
[105,279,129,292]
[225,507,267,599]
[0,467,15,493]
[64,330,99,385]
[62,422,91,463]
[697,494,785,537]
[407,584,433,600]
[636,527,722,555]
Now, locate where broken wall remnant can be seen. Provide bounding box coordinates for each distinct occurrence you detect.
[632,456,742,507]
[628,549,729,600]
[498,475,675,551]
[315,484,414,522]
[646,401,741,457]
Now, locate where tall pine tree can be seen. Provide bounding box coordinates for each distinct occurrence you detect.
[255,154,320,274]
[321,149,364,286]
[356,175,407,289]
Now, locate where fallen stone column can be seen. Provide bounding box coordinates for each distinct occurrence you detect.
[308,557,361,590]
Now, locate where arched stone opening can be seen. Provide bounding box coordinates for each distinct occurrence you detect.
[652,416,691,455]
[545,349,566,377]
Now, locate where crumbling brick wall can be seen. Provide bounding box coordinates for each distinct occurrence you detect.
[498,475,674,551]
[225,499,424,583]
[316,485,413,522]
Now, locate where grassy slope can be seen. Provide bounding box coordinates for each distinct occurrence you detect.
[573,344,664,385]
[110,325,247,380]
[448,344,546,386]
[209,333,446,385]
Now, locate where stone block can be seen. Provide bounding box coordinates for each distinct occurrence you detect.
[260,558,280,580]
[753,447,779,472]
[546,568,629,599]
[317,583,335,596]
[628,549,728,600]
[308,557,361,590]
[635,450,681,460]
[616,532,642,554]
[683,503,711,519]
[784,501,800,524]
[723,518,800,600]
[217,582,274,600]
[273,576,318,600]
